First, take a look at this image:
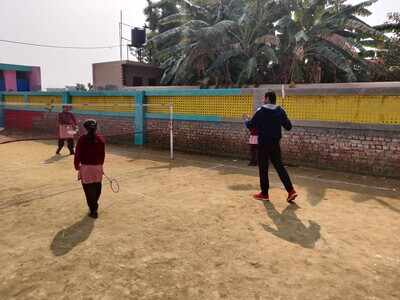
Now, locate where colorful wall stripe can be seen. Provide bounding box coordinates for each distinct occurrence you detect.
[146,95,253,120]
[277,95,400,125]
[1,89,400,129]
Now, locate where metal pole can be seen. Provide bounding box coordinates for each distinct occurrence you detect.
[169,104,174,160]
[119,10,123,61]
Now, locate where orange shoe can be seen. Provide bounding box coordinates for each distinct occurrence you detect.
[253,193,269,201]
[287,190,298,203]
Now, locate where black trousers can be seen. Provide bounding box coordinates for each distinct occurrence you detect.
[249,144,258,164]
[57,139,74,154]
[82,183,102,213]
[258,142,294,195]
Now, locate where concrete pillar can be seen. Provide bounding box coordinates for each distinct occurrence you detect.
[134,91,144,145]
[62,92,71,105]
[28,67,42,91]
[4,70,17,92]
[0,93,4,128]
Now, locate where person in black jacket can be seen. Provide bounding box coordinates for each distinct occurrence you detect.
[246,90,298,202]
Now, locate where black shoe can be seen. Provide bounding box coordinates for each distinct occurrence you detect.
[88,211,98,219]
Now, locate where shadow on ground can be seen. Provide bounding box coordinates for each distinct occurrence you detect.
[114,145,400,213]
[261,202,321,249]
[43,154,69,164]
[5,140,399,213]
[50,215,95,256]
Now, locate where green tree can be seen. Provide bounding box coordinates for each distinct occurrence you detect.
[375,12,400,80]
[275,0,384,83]
[144,0,385,85]
[75,83,87,91]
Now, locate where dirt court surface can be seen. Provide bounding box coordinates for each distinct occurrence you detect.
[0,141,399,300]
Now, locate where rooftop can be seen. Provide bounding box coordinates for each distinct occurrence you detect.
[0,63,38,72]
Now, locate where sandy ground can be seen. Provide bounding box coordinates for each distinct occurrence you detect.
[0,141,399,300]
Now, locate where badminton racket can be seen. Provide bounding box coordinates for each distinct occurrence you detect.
[103,173,120,193]
[67,128,79,135]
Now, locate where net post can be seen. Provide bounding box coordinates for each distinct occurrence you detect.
[0,93,4,128]
[23,93,29,109]
[169,103,174,160]
[62,91,71,105]
[134,91,144,145]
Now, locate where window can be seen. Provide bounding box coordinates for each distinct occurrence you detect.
[148,78,157,86]
[132,77,143,86]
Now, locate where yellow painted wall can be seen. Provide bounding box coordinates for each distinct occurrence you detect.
[7,93,400,125]
[4,95,24,104]
[71,96,135,113]
[28,95,62,109]
[277,95,400,125]
[147,95,254,119]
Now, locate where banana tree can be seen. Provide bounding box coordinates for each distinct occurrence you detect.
[147,0,283,85]
[144,0,385,84]
[275,0,384,83]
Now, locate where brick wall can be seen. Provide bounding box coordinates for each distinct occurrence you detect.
[145,118,400,178]
[281,126,400,178]
[3,109,399,178]
[4,110,135,144]
[145,119,249,157]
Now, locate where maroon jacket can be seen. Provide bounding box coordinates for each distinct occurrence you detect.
[74,134,105,170]
[58,112,77,125]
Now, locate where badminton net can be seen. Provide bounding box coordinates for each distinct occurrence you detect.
[0,101,174,158]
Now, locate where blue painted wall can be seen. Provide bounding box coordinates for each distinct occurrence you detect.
[0,79,5,92]
[17,79,30,92]
[0,93,4,127]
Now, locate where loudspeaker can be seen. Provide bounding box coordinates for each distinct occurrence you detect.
[131,28,146,48]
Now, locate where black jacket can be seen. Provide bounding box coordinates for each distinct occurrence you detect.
[246,104,292,145]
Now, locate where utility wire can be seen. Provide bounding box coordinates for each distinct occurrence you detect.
[0,39,129,50]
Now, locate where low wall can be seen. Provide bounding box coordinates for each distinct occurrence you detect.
[3,109,135,144]
[1,85,399,178]
[281,123,400,178]
[146,119,249,157]
[145,119,400,178]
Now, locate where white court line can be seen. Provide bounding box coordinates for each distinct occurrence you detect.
[122,152,398,193]
[207,163,397,193]
[2,146,397,200]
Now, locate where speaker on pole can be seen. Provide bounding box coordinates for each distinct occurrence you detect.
[131,28,146,48]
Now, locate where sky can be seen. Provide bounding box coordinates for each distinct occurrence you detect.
[1,0,399,89]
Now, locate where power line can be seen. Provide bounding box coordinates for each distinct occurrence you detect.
[0,39,129,50]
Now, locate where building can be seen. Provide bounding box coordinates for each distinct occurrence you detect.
[0,63,41,92]
[92,60,162,89]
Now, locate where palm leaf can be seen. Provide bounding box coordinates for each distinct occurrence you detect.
[207,48,242,72]
[159,13,189,26]
[148,20,209,47]
[237,57,257,83]
[375,23,400,33]
[346,17,383,38]
[309,43,357,81]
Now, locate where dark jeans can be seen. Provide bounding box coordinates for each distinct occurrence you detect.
[82,182,102,214]
[57,139,74,154]
[249,144,258,164]
[258,142,294,195]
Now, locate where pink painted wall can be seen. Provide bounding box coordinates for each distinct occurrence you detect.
[28,67,41,91]
[4,70,17,91]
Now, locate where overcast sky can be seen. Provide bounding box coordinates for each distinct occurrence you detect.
[1,0,399,89]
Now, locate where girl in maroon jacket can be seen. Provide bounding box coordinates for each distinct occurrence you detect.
[74,119,105,219]
[244,114,258,166]
[57,105,77,155]
[248,127,258,166]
